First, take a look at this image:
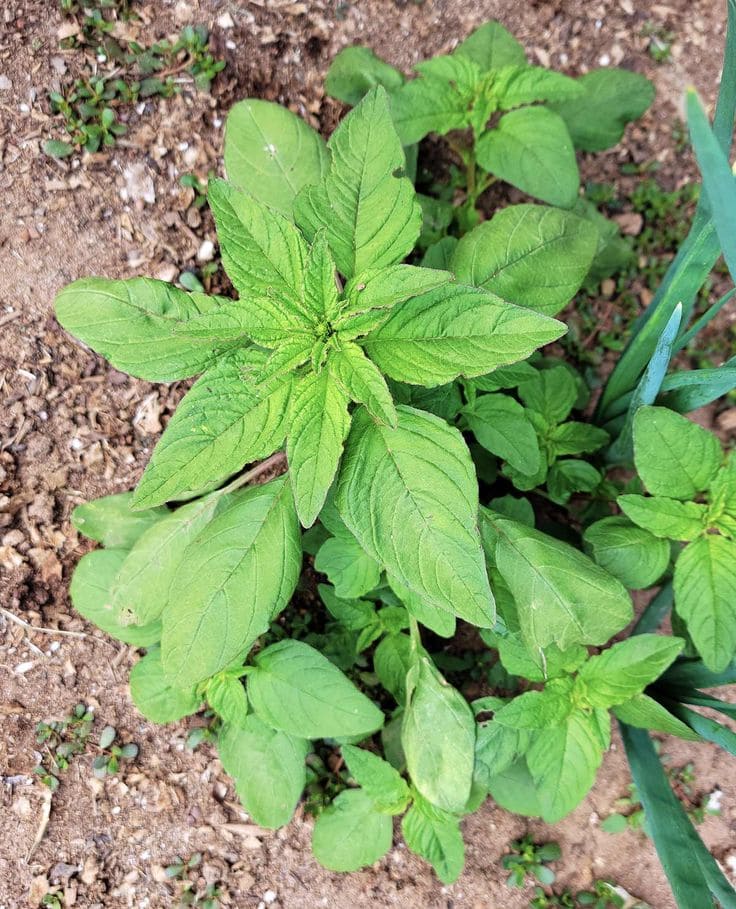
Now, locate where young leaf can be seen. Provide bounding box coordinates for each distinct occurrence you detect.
[71,493,167,548]
[583,516,670,589]
[247,639,384,738]
[612,694,701,742]
[494,683,573,729]
[363,284,564,386]
[312,788,393,871]
[518,365,577,423]
[451,205,597,316]
[549,421,609,457]
[633,406,721,499]
[341,744,410,814]
[546,460,601,505]
[287,369,352,527]
[217,715,308,828]
[294,87,421,279]
[475,717,532,785]
[325,46,405,106]
[674,535,736,672]
[475,107,579,208]
[618,495,708,541]
[481,510,632,651]
[207,675,249,727]
[129,648,200,724]
[454,20,526,70]
[329,342,397,427]
[315,532,381,599]
[577,634,685,708]
[70,549,161,646]
[374,633,414,705]
[318,584,376,631]
[548,68,655,152]
[464,393,541,474]
[224,99,329,218]
[55,278,239,381]
[161,477,302,687]
[493,65,583,109]
[402,653,475,813]
[133,349,292,509]
[336,406,495,628]
[401,792,465,884]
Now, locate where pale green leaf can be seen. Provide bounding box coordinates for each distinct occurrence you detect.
[329,342,397,427]
[494,681,573,729]
[583,517,670,589]
[518,365,577,422]
[318,584,376,631]
[342,744,410,814]
[312,789,393,871]
[618,494,708,541]
[315,535,381,599]
[401,792,465,884]
[474,716,532,786]
[465,392,540,474]
[493,65,583,109]
[71,493,167,548]
[374,633,414,705]
[454,20,526,70]
[325,46,405,106]
[129,649,200,724]
[612,693,702,742]
[549,421,609,457]
[207,675,249,727]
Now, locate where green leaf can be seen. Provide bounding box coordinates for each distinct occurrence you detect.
[618,494,708,541]
[486,757,544,818]
[674,535,736,672]
[217,715,308,828]
[363,283,564,387]
[451,205,597,316]
[55,278,238,381]
[129,649,200,724]
[374,633,414,705]
[549,421,609,457]
[133,350,292,508]
[390,576,456,638]
[44,139,75,158]
[454,20,526,70]
[465,393,540,474]
[287,369,351,527]
[526,709,607,822]
[341,744,410,814]
[207,675,249,727]
[489,494,534,527]
[312,788,393,871]
[474,716,532,785]
[612,694,701,742]
[577,634,685,708]
[493,65,583,109]
[325,46,405,106]
[402,653,475,813]
[518,365,577,422]
[71,494,167,548]
[475,107,579,208]
[315,533,381,599]
[161,477,302,687]
[70,549,161,646]
[421,237,458,271]
[548,68,654,151]
[248,639,384,738]
[401,792,465,884]
[583,516,670,589]
[546,460,601,505]
[336,406,494,628]
[294,87,421,279]
[318,584,376,631]
[494,682,573,729]
[633,406,721,500]
[481,510,632,651]
[329,342,397,427]
[224,99,329,218]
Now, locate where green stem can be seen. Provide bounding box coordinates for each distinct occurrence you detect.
[408,616,422,652]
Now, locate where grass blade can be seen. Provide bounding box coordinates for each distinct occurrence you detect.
[674,288,736,353]
[661,657,736,690]
[631,582,673,635]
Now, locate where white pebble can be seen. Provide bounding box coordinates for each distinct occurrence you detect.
[197,240,215,263]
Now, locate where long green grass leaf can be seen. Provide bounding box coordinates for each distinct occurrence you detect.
[662,700,736,756]
[675,288,736,353]
[661,657,736,689]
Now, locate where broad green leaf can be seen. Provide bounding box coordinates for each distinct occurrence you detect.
[464,393,540,474]
[287,369,351,527]
[217,715,308,828]
[294,87,421,279]
[494,65,583,109]
[374,633,414,705]
[129,649,200,724]
[486,630,587,683]
[454,20,526,70]
[247,639,384,738]
[318,584,376,631]
[451,204,597,316]
[388,380,463,422]
[527,709,607,822]
[486,757,544,818]
[577,634,684,708]
[336,407,494,627]
[303,229,340,321]
[312,788,393,871]
[488,494,534,527]
[583,516,670,589]
[325,46,405,106]
[417,193,454,248]
[548,68,655,151]
[518,365,577,422]
[112,494,223,627]
[161,477,301,686]
[341,745,410,814]
[494,681,573,729]
[390,575,456,638]
[363,284,564,386]
[633,406,721,499]
[315,534,381,599]
[474,716,532,785]
[401,792,465,884]
[329,342,397,427]
[612,694,701,742]
[549,421,609,457]
[475,107,579,208]
[402,653,475,813]
[71,493,167,548]
[421,237,458,271]
[618,494,708,541]
[207,675,249,727]
[481,510,632,650]
[674,535,736,672]
[546,459,601,505]
[70,549,161,646]
[55,278,238,381]
[470,361,538,393]
[224,99,329,218]
[133,349,292,509]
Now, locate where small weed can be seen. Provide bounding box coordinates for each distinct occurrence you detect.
[91,724,139,778]
[165,853,223,908]
[503,835,561,888]
[641,21,675,64]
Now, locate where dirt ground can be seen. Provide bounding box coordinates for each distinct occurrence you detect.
[1,0,735,906]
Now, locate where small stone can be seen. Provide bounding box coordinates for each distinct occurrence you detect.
[0,74,12,91]
[217,12,235,28]
[601,278,616,297]
[197,240,215,263]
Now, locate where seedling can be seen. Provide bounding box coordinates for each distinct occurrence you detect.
[33,704,94,790]
[503,836,561,887]
[91,724,139,778]
[165,854,222,909]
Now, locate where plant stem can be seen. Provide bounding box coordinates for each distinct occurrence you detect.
[408,616,422,652]
[219,451,287,496]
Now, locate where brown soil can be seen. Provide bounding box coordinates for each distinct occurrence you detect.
[1,0,734,906]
